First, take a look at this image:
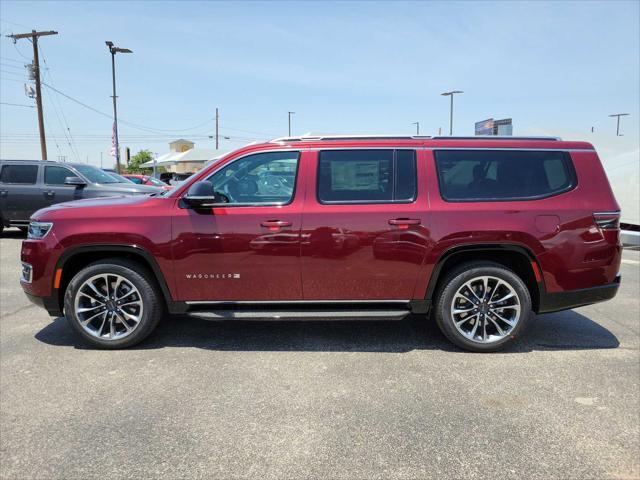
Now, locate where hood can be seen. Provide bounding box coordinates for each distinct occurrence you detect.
[31,194,162,220]
[95,182,163,194]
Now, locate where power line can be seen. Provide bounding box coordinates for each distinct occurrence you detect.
[0,102,35,108]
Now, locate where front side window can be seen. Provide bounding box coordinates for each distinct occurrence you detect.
[317,149,417,203]
[206,151,299,205]
[44,166,75,185]
[434,150,576,201]
[0,164,38,184]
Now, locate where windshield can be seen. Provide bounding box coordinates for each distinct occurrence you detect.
[147,177,166,186]
[74,164,119,184]
[107,172,134,183]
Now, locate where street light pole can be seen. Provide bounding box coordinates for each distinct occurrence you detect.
[441,90,463,136]
[106,41,132,173]
[288,111,295,136]
[412,122,420,135]
[608,113,630,136]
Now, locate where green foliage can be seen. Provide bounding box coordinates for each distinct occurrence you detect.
[125,150,154,173]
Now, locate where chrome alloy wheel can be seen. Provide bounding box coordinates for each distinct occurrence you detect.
[450,276,521,344]
[73,273,144,340]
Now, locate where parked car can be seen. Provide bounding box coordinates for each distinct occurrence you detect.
[20,135,622,351]
[122,174,173,191]
[103,171,164,194]
[0,160,163,233]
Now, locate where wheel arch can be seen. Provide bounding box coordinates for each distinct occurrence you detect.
[55,245,183,315]
[425,244,544,313]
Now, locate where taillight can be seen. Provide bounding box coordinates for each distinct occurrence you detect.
[593,211,621,230]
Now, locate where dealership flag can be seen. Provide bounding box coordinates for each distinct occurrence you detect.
[110,121,117,157]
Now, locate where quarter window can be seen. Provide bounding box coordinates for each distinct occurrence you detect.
[206,151,299,205]
[0,164,38,184]
[434,150,576,201]
[317,149,417,203]
[44,166,74,185]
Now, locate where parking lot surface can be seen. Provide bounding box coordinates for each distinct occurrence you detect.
[1,228,639,480]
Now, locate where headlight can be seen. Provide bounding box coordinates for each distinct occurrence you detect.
[27,221,53,239]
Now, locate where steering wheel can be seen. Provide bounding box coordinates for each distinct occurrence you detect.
[259,175,286,196]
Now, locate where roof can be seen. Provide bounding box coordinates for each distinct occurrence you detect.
[140,148,228,168]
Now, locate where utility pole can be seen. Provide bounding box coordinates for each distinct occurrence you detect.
[412,122,420,135]
[288,111,295,136]
[441,90,463,135]
[7,30,58,160]
[215,107,219,150]
[609,113,630,136]
[105,41,132,173]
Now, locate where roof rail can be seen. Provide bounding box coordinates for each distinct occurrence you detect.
[270,134,432,143]
[270,134,562,143]
[430,135,562,141]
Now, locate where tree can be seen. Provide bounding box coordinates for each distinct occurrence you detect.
[125,149,154,174]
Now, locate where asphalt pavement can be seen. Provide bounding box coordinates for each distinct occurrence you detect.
[1,228,638,480]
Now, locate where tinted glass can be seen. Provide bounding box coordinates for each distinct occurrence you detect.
[147,177,166,186]
[0,164,38,184]
[44,166,74,185]
[73,164,118,183]
[434,150,575,201]
[395,150,417,201]
[127,177,143,184]
[206,151,299,205]
[318,150,416,203]
[107,173,134,183]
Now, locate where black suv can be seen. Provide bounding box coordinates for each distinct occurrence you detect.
[0,160,162,233]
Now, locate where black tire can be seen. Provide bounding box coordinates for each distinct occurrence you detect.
[434,261,532,352]
[64,259,163,349]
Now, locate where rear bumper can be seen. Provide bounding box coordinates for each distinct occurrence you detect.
[538,275,621,314]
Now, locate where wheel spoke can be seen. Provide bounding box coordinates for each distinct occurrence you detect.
[116,289,136,302]
[119,300,142,309]
[85,280,106,301]
[490,309,516,327]
[95,313,108,337]
[109,313,116,338]
[81,309,106,326]
[452,306,475,315]
[77,305,103,313]
[490,292,515,304]
[456,313,479,326]
[114,311,132,332]
[79,291,103,304]
[482,277,490,300]
[119,309,140,324]
[487,316,505,336]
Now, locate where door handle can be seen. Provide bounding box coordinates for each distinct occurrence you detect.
[260,220,292,230]
[44,190,55,197]
[388,218,421,226]
[0,189,7,197]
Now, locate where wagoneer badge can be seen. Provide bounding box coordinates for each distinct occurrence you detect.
[185,273,241,279]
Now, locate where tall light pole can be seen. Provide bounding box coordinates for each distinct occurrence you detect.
[441,90,463,136]
[106,41,132,173]
[412,122,420,135]
[609,113,629,136]
[288,111,295,136]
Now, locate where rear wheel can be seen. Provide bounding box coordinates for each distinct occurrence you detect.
[64,259,163,349]
[434,261,532,352]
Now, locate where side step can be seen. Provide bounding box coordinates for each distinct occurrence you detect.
[187,309,410,321]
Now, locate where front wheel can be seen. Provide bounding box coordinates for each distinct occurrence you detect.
[64,259,163,349]
[434,262,532,352]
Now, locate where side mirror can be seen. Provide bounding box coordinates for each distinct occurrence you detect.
[64,176,87,187]
[183,181,228,208]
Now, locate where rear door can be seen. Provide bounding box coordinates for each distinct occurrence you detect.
[300,148,430,300]
[42,164,85,206]
[0,163,45,224]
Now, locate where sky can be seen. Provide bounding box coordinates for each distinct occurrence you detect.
[0,1,638,176]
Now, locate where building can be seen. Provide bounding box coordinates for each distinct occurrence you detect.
[474,118,513,136]
[141,139,227,174]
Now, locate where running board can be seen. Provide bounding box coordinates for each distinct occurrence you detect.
[186,309,410,321]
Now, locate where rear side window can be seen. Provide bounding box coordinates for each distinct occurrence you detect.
[44,166,74,185]
[0,164,38,184]
[317,149,417,203]
[434,150,576,201]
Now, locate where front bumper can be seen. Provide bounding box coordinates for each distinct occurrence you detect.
[24,291,63,317]
[537,275,621,314]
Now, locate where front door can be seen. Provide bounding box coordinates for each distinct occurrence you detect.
[172,150,307,301]
[42,164,85,207]
[300,149,430,300]
[0,163,45,224]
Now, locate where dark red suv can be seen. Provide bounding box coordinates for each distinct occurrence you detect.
[20,135,622,351]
